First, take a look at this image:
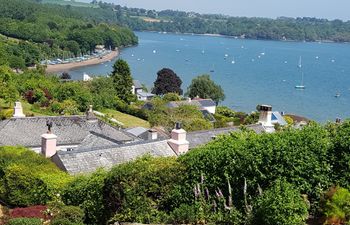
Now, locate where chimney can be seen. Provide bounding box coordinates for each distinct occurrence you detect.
[41,121,57,158]
[168,122,189,155]
[257,104,274,133]
[148,129,158,140]
[86,105,97,122]
[13,101,25,118]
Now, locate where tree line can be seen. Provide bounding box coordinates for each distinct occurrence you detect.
[88,1,350,42]
[0,0,138,68]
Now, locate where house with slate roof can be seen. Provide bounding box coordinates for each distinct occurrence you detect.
[0,102,282,175]
[132,80,155,101]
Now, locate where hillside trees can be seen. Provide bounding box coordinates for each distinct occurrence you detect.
[0,0,138,68]
[186,74,225,104]
[152,68,183,95]
[111,59,134,103]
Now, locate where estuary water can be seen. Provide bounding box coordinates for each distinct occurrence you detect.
[67,31,350,122]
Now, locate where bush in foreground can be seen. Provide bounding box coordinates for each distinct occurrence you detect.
[252,180,308,225]
[7,218,42,225]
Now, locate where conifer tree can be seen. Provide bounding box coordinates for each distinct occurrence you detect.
[111,59,134,103]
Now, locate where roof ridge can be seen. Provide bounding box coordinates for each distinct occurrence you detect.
[58,139,169,155]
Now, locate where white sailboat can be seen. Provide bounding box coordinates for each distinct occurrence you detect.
[295,72,305,89]
[297,56,302,68]
[231,56,235,64]
[295,56,305,89]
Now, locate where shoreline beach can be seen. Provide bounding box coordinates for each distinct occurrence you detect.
[45,50,119,74]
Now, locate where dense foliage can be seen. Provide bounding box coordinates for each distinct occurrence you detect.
[2,121,350,224]
[7,218,42,225]
[252,179,309,225]
[321,187,350,224]
[76,1,350,42]
[0,146,71,206]
[0,0,137,68]
[146,97,213,132]
[152,68,183,95]
[0,65,147,120]
[111,59,134,103]
[186,74,225,104]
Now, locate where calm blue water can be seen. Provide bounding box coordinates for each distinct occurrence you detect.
[67,32,350,122]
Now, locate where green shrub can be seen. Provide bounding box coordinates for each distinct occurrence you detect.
[163,92,181,102]
[327,120,350,187]
[51,206,84,225]
[321,187,350,224]
[179,123,331,212]
[62,170,107,225]
[105,156,185,224]
[252,179,308,225]
[169,204,199,224]
[51,218,84,225]
[0,146,71,206]
[7,217,42,225]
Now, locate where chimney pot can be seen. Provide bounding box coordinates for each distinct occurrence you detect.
[257,104,274,133]
[41,133,57,158]
[13,101,25,118]
[168,127,189,155]
[148,129,158,140]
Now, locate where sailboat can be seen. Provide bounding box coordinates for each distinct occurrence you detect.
[295,72,305,89]
[295,57,305,89]
[231,56,235,64]
[210,64,215,73]
[297,56,302,68]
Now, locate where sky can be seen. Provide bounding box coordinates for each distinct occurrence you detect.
[81,0,350,21]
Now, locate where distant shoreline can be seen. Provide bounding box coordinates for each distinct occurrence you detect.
[137,30,343,44]
[45,50,119,74]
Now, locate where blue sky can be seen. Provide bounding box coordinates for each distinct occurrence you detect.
[82,0,349,20]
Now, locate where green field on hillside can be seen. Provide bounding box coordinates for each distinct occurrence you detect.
[42,0,99,8]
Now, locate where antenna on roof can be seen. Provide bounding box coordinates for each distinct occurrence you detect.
[46,120,53,134]
[175,122,182,130]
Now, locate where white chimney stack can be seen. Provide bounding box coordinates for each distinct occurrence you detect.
[257,104,275,133]
[148,129,158,140]
[168,122,189,155]
[41,133,57,158]
[13,101,25,118]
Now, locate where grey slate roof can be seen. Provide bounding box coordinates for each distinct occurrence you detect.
[137,92,155,97]
[133,80,143,89]
[125,127,149,137]
[75,132,124,150]
[187,124,266,149]
[54,140,176,174]
[0,116,134,147]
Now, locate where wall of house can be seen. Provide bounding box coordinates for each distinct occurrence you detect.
[204,106,216,114]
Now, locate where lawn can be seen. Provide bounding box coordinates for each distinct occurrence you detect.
[101,109,150,128]
[0,99,55,118]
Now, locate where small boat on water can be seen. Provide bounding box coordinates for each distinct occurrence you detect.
[335,93,341,98]
[295,71,305,89]
[297,56,302,68]
[231,57,235,64]
[295,57,305,89]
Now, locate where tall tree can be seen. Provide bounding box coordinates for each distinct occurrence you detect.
[111,59,134,103]
[186,74,225,104]
[152,68,183,95]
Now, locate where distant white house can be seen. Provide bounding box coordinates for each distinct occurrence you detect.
[132,80,155,101]
[95,45,105,53]
[257,105,287,133]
